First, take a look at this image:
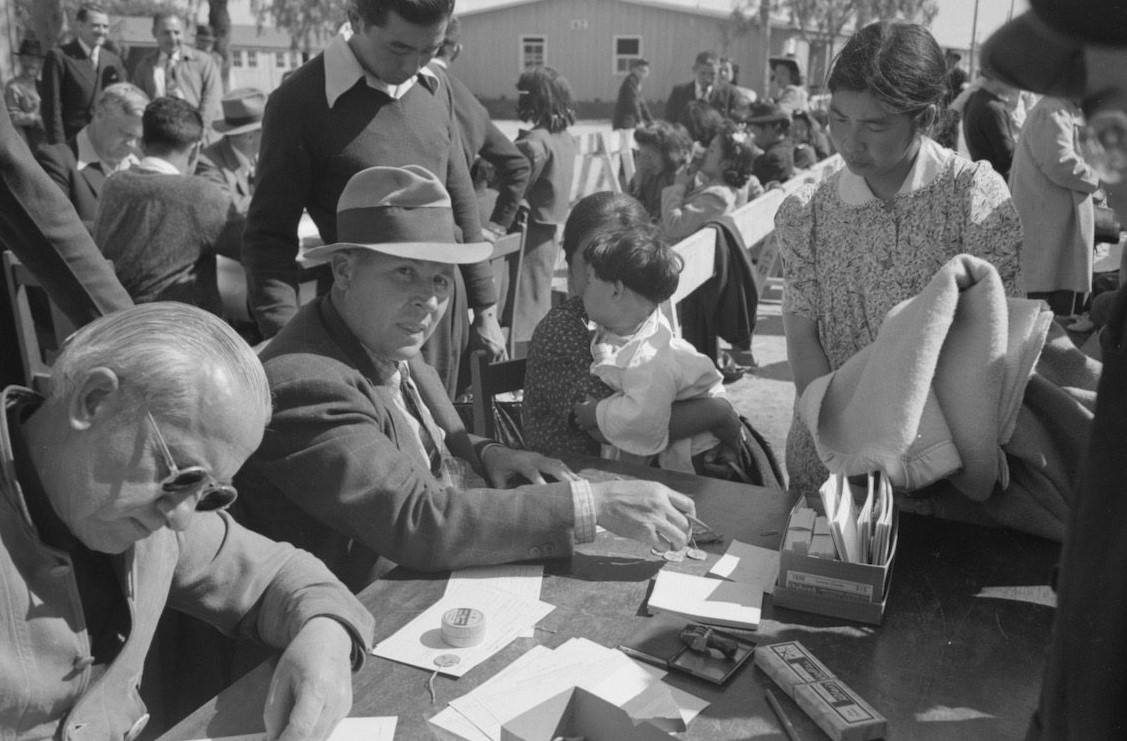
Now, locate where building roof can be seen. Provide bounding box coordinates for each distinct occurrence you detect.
[457,0,790,23]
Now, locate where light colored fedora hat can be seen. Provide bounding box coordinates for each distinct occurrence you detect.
[304,165,492,265]
[212,87,266,135]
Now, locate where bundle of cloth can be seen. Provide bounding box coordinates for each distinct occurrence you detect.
[798,254,1098,541]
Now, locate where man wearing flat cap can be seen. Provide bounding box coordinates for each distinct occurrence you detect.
[982,1,1127,738]
[196,87,265,215]
[236,164,698,589]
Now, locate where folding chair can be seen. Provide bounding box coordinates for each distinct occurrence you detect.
[469,348,527,445]
[3,251,75,393]
[489,229,524,358]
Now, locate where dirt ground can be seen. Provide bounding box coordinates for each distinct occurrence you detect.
[722,297,794,481]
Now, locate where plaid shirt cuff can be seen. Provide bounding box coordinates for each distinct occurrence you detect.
[570,478,597,544]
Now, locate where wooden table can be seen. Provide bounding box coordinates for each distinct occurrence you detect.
[159,458,1058,740]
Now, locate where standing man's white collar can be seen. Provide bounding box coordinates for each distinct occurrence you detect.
[323,33,438,107]
[77,37,100,66]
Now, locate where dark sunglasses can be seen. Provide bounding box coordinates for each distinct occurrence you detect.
[146,411,237,512]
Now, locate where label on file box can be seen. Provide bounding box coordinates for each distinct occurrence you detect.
[786,570,874,601]
[807,679,878,723]
[764,642,834,684]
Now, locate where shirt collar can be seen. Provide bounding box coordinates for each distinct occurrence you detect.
[158,47,183,65]
[695,81,711,100]
[324,33,439,107]
[77,38,98,62]
[137,155,182,175]
[837,136,950,205]
[75,126,139,173]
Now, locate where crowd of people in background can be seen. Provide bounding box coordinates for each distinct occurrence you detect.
[2,0,1127,739]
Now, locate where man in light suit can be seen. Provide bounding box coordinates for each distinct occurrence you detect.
[38,3,128,145]
[196,87,264,215]
[35,82,148,228]
[132,11,222,138]
[236,165,697,590]
[664,50,735,127]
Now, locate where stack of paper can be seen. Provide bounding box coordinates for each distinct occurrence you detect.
[429,637,708,741]
[646,570,762,630]
[371,581,553,677]
[816,473,894,565]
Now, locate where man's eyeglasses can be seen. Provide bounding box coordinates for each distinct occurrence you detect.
[1079,108,1127,185]
[146,411,237,512]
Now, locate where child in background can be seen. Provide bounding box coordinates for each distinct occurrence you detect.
[570,225,740,472]
[524,192,741,459]
[661,121,760,242]
[512,65,578,355]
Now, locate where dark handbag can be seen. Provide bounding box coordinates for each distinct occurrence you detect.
[1095,204,1122,245]
[453,399,526,451]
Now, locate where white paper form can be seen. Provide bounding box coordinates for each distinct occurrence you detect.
[371,582,553,677]
[445,565,544,638]
[429,646,555,740]
[709,540,781,594]
[648,571,762,630]
[189,716,397,741]
[446,638,672,740]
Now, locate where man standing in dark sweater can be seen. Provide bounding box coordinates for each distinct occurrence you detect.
[962,72,1018,181]
[93,97,242,315]
[244,0,504,394]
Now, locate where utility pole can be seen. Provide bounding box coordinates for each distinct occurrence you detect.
[760,0,772,96]
[968,0,981,77]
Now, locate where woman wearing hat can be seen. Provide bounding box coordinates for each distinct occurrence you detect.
[777,21,1022,499]
[769,56,808,115]
[6,39,45,149]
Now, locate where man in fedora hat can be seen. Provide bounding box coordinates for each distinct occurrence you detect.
[38,3,128,145]
[197,87,265,215]
[745,101,795,186]
[6,38,46,148]
[236,164,697,588]
[982,2,1127,737]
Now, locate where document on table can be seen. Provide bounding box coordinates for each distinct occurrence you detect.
[431,637,692,741]
[371,582,553,677]
[817,473,895,564]
[709,540,781,594]
[189,717,397,741]
[445,565,544,638]
[647,570,762,630]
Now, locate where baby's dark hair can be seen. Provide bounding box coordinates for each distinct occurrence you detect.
[561,191,649,265]
[583,225,683,305]
[712,122,756,189]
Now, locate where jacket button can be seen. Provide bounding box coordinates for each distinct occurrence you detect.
[73,655,95,670]
[125,713,150,741]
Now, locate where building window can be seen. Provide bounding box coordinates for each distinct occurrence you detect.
[613,36,642,74]
[520,35,546,69]
[230,49,243,67]
[276,51,286,68]
[290,51,301,67]
[247,50,258,68]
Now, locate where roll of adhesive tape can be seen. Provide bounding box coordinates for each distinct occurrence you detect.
[441,607,486,647]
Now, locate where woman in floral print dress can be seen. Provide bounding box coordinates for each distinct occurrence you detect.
[777,21,1023,497]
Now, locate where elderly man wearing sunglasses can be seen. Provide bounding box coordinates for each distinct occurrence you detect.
[0,302,374,741]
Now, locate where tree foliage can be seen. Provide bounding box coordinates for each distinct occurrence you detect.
[250,0,350,53]
[731,0,940,43]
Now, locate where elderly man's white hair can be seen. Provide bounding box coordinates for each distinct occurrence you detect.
[49,302,271,422]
